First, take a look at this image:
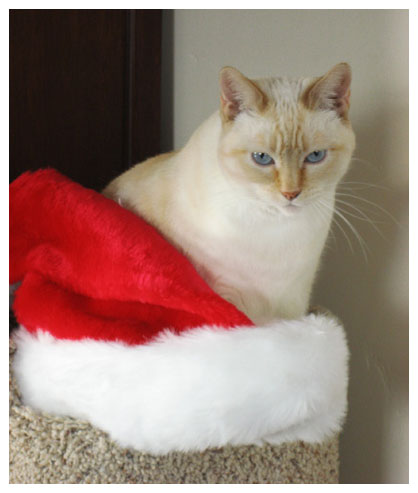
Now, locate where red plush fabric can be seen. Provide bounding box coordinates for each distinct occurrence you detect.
[10,170,252,345]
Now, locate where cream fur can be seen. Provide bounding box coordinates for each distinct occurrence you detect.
[104,66,355,324]
[13,313,349,454]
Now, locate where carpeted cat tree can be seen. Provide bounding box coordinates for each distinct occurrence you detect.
[9,170,347,484]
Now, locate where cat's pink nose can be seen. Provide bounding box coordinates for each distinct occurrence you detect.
[281,190,301,201]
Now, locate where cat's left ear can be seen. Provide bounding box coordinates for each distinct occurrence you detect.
[303,63,352,119]
[219,67,267,122]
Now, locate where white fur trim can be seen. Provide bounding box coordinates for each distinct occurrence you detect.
[12,314,349,454]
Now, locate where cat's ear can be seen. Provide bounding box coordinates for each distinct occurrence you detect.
[219,67,267,122]
[303,63,352,119]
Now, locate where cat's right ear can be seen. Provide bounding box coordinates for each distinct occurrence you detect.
[219,67,267,122]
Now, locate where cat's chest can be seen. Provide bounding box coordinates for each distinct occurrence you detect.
[180,215,326,323]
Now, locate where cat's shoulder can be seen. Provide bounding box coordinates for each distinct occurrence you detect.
[103,151,178,199]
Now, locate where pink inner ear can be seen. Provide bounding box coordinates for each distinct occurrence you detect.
[221,92,241,120]
[335,76,350,100]
[342,88,351,109]
[331,68,351,114]
[220,72,242,120]
[332,86,350,115]
[220,72,238,105]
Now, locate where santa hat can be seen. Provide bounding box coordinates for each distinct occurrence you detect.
[10,169,349,454]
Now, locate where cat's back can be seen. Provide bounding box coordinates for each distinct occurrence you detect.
[103,151,178,221]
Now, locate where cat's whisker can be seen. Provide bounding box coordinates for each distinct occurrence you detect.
[335,195,382,219]
[335,204,387,245]
[317,199,356,255]
[335,198,375,221]
[316,204,337,246]
[311,202,337,246]
[335,191,400,227]
[333,208,370,262]
[330,215,356,255]
[334,199,387,240]
[319,198,370,262]
[339,180,390,191]
[335,203,374,224]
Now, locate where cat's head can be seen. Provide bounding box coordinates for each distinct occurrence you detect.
[218,64,355,216]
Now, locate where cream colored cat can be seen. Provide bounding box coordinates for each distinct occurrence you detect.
[104,63,355,325]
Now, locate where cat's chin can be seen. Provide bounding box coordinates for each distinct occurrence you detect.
[280,204,302,217]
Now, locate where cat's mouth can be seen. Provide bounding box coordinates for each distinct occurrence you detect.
[280,202,302,216]
[254,196,303,217]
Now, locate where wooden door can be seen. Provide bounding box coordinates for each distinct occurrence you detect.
[10,9,162,190]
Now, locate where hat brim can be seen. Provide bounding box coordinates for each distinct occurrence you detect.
[12,312,348,454]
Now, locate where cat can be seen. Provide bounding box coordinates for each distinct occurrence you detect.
[103,63,355,325]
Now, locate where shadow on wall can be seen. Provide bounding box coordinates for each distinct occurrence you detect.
[313,103,409,483]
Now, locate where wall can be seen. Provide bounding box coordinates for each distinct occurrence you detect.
[161,9,408,483]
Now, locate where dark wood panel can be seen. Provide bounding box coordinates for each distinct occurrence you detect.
[10,9,162,190]
[129,10,162,165]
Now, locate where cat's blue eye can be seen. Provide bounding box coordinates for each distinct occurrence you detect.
[305,150,327,164]
[251,152,275,166]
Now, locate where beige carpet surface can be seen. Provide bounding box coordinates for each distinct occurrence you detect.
[9,339,339,484]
